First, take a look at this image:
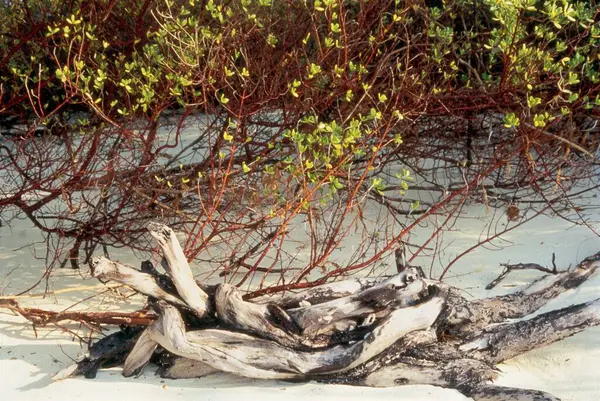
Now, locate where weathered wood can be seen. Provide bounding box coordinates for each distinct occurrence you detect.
[287,268,428,336]
[53,327,145,380]
[90,256,187,307]
[51,223,600,401]
[331,290,444,373]
[144,301,303,379]
[214,283,303,348]
[136,296,444,379]
[256,277,385,308]
[157,357,218,379]
[288,269,429,344]
[123,328,158,377]
[466,386,560,401]
[442,253,600,336]
[147,222,210,318]
[216,267,430,348]
[357,357,498,390]
[464,297,600,364]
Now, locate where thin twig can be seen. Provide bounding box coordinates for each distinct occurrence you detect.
[486,254,559,290]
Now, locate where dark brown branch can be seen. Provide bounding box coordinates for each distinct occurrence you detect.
[0,299,156,327]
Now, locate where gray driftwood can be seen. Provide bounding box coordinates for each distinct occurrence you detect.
[90,256,188,308]
[55,222,600,401]
[147,222,210,318]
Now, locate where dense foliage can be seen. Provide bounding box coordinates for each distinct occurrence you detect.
[1,0,599,294]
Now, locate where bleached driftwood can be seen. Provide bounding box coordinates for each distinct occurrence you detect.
[156,357,217,379]
[90,256,187,308]
[55,222,600,401]
[122,327,158,377]
[147,222,210,318]
[215,267,430,348]
[256,276,385,308]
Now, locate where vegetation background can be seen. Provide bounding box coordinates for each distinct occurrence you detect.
[1,0,599,296]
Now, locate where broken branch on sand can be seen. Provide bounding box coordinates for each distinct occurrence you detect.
[0,299,156,327]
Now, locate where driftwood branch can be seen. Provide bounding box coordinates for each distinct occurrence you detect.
[147,222,209,318]
[123,327,158,377]
[256,276,385,308]
[43,224,600,401]
[90,256,187,308]
[137,295,443,379]
[449,253,600,335]
[157,357,218,379]
[465,296,600,363]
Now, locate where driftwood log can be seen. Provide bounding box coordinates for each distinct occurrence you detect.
[54,222,600,401]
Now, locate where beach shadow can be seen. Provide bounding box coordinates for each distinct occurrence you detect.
[0,317,310,393]
[0,340,83,390]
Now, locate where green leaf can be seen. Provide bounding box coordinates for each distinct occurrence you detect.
[533,113,547,128]
[368,108,382,121]
[393,110,405,120]
[307,63,321,79]
[371,177,386,195]
[267,33,278,47]
[302,32,311,45]
[527,96,541,109]
[503,113,520,128]
[567,72,580,85]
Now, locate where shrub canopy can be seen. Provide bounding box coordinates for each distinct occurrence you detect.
[1,0,599,293]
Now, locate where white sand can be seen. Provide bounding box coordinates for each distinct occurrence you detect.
[2,204,600,400]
